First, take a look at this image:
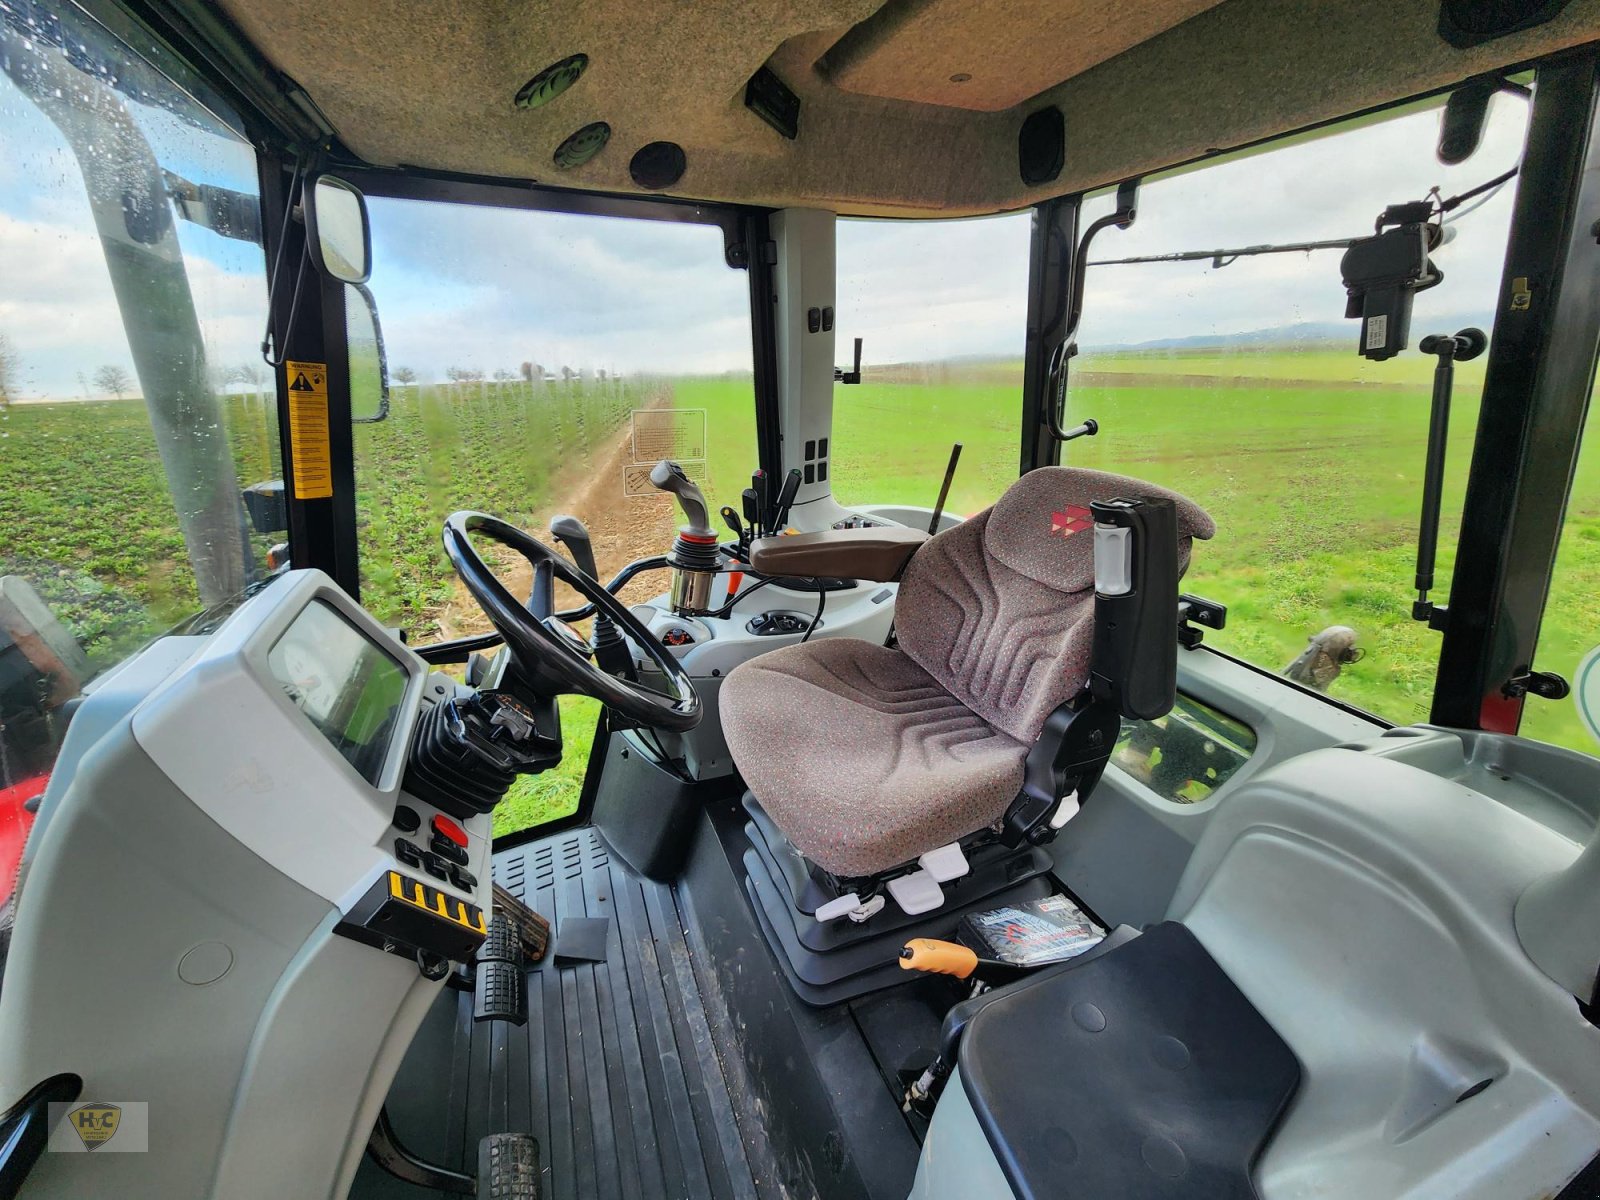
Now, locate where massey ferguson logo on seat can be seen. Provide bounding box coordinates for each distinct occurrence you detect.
[1050,506,1093,537]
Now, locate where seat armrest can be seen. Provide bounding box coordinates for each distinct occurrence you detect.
[748,527,929,582]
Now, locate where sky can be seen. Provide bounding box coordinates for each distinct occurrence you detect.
[0,10,1530,399]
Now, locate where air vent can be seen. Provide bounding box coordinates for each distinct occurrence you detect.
[514,53,588,110]
[553,121,610,168]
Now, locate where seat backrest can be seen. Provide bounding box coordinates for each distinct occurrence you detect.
[895,467,1214,743]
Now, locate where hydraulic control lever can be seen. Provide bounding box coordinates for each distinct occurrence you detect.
[652,460,721,616]
[549,515,631,678]
[771,468,802,532]
[650,459,714,538]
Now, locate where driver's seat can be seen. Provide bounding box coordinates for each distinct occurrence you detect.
[722,467,1214,887]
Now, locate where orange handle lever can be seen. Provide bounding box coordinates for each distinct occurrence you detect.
[899,938,978,979]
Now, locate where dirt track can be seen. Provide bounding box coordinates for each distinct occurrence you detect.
[435,397,683,638]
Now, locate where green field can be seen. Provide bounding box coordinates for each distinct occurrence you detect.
[834,348,1600,748]
[4,347,1598,836]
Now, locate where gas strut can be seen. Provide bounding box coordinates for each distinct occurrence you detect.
[1411,327,1486,629]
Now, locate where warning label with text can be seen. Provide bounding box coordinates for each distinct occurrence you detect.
[285,360,333,500]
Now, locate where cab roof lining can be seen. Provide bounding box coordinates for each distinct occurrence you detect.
[213,0,1600,217]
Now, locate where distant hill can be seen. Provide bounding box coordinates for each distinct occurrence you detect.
[864,313,1497,373]
[1092,312,1492,354]
[1096,322,1350,352]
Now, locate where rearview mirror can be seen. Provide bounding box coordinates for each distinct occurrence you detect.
[347,283,390,424]
[305,174,371,284]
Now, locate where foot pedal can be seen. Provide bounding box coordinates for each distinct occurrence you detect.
[918,842,970,883]
[477,1132,540,1200]
[474,918,529,1027]
[887,869,945,915]
[474,958,528,1025]
[477,914,520,965]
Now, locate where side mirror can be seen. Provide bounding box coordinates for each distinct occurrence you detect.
[347,282,390,424]
[305,174,371,284]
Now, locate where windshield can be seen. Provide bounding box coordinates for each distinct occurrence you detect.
[0,3,274,809]
[349,193,758,834]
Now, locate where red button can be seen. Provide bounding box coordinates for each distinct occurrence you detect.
[431,815,468,848]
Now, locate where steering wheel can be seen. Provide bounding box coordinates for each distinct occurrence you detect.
[442,511,702,732]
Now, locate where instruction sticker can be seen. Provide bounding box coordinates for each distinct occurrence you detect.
[631,408,706,463]
[285,359,333,500]
[623,460,705,497]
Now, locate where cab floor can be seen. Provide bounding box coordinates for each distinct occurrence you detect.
[353,826,780,1200]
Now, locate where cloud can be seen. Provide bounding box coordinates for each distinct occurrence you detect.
[368,199,755,378]
[0,210,267,399]
[1071,97,1528,348]
[839,214,1033,363]
[0,77,1536,400]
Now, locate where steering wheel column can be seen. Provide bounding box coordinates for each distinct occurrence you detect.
[442,511,703,733]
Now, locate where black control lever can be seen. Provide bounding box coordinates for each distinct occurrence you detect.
[721,505,748,556]
[834,337,863,385]
[741,487,760,538]
[771,468,802,532]
[549,514,632,678]
[548,514,598,579]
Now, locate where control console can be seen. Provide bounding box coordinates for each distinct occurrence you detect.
[0,567,545,1199]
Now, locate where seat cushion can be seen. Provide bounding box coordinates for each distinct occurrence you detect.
[721,638,1028,878]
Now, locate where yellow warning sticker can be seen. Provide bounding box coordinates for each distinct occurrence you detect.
[285,359,333,499]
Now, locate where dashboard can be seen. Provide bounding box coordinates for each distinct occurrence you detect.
[265,599,408,788]
[0,569,500,1199]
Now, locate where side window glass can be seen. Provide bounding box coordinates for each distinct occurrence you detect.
[832,214,1031,520]
[1112,695,1257,804]
[0,4,273,807]
[1523,404,1600,758]
[353,199,757,835]
[1069,95,1531,726]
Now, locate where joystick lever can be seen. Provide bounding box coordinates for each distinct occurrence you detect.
[650,460,714,538]
[651,460,721,617]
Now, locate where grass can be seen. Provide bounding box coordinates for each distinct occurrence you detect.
[6,347,1600,839]
[837,350,1600,739]
[0,393,279,668]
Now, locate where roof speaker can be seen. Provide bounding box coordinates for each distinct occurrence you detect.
[630,142,687,190]
[1018,107,1065,187]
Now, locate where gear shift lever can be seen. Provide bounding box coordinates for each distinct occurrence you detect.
[549,514,631,677]
[548,514,599,578]
[650,459,720,617]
